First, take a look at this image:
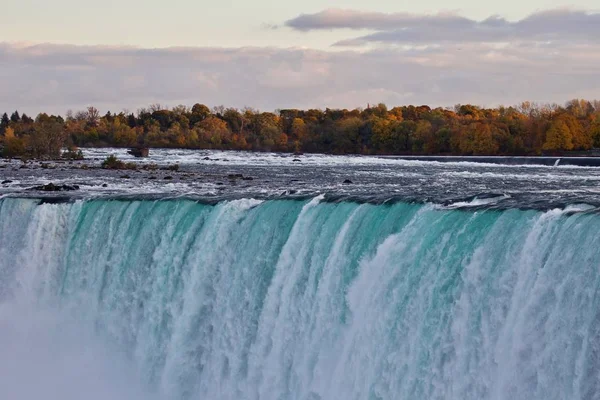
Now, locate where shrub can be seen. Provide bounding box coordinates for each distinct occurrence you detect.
[101,155,137,170]
[62,148,84,160]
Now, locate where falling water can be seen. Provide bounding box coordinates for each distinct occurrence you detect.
[1,197,599,400]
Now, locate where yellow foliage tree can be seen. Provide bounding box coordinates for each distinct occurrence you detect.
[591,116,600,147]
[290,118,308,142]
[459,123,499,155]
[1,127,26,157]
[558,113,591,150]
[543,120,573,151]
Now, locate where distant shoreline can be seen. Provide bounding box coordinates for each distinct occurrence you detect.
[2,100,600,160]
[379,155,600,167]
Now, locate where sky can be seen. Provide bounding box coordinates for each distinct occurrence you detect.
[1,0,599,114]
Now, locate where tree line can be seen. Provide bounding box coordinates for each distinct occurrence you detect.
[1,100,600,159]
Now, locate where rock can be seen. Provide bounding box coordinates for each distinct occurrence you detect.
[160,164,180,172]
[102,183,108,188]
[120,175,130,179]
[242,176,254,181]
[228,174,243,179]
[203,157,211,160]
[142,164,158,171]
[29,183,79,192]
[148,176,157,180]
[343,179,353,184]
[127,147,149,158]
[293,159,301,162]
[1,180,12,184]
[164,176,173,180]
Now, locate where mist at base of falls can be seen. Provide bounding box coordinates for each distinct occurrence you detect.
[1,197,599,400]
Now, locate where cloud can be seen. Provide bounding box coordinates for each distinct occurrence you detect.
[284,8,600,46]
[286,9,471,32]
[0,41,599,116]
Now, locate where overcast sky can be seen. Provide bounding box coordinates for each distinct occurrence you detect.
[2,0,599,114]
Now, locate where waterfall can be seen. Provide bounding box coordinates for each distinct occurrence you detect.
[1,197,599,400]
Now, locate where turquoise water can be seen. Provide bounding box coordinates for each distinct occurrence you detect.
[1,197,599,399]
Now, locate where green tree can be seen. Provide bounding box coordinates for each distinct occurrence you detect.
[259,125,281,150]
[0,113,9,133]
[10,111,20,123]
[411,120,433,153]
[222,108,244,134]
[333,117,362,153]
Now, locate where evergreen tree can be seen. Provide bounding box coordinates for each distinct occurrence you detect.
[0,113,9,133]
[21,113,33,124]
[10,111,20,123]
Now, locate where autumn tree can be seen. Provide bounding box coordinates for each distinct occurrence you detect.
[370,117,395,153]
[2,99,600,158]
[371,118,417,153]
[456,104,483,120]
[558,113,591,150]
[458,123,499,155]
[111,119,138,147]
[591,116,600,148]
[543,119,573,152]
[29,115,67,158]
[290,118,308,142]
[1,127,25,157]
[190,104,211,126]
[197,116,231,147]
[566,99,594,118]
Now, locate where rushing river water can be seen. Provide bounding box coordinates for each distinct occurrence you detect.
[1,149,600,399]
